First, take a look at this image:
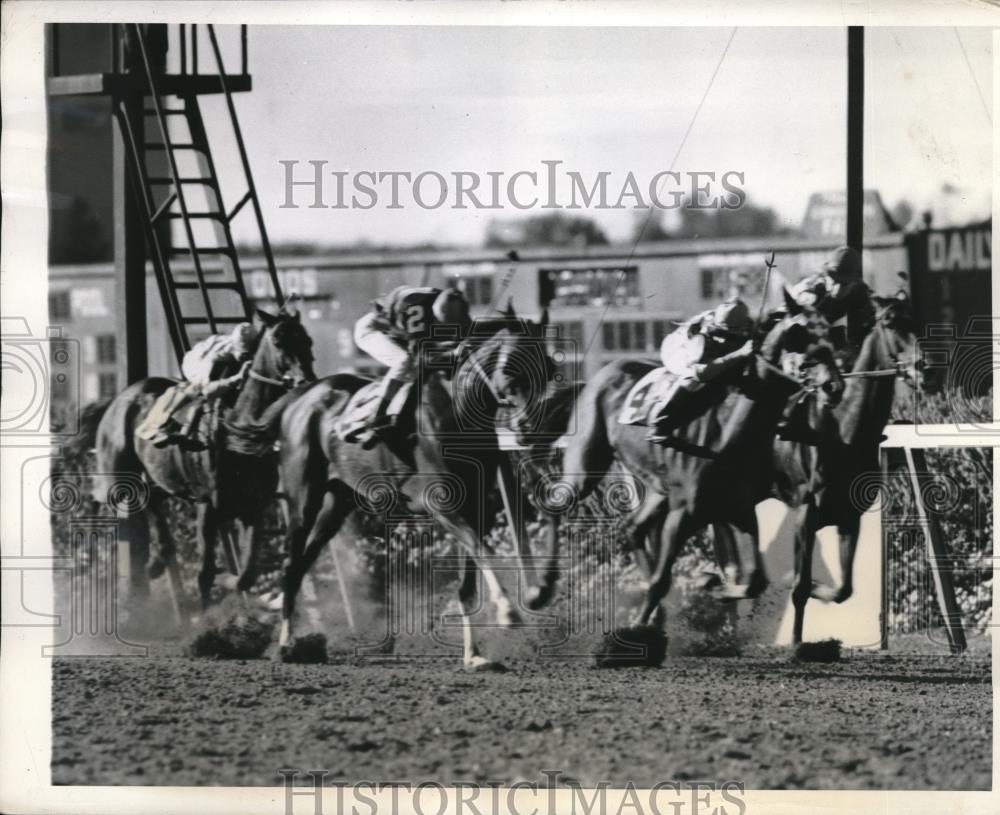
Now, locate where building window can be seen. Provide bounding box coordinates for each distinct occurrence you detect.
[651,319,671,348]
[449,275,494,307]
[49,291,71,321]
[96,334,117,365]
[600,320,663,353]
[602,321,616,351]
[98,372,117,400]
[700,262,764,302]
[539,267,640,308]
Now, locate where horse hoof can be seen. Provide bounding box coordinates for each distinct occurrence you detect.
[495,601,522,628]
[526,584,554,611]
[146,557,166,580]
[811,583,849,603]
[463,656,507,673]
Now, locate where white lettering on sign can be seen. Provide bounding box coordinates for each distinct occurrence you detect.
[928,230,991,272]
[70,288,108,318]
[248,268,319,298]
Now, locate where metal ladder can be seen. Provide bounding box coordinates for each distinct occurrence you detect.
[113,23,284,365]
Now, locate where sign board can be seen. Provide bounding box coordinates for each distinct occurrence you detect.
[800,189,896,240]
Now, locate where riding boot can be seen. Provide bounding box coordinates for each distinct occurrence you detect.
[177,402,207,451]
[646,387,701,444]
[359,377,405,450]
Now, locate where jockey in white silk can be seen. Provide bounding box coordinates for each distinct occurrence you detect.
[647,298,755,444]
[136,322,256,448]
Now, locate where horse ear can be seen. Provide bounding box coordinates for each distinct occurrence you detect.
[255,308,278,327]
[782,287,802,315]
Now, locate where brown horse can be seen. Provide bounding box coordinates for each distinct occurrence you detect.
[519,295,845,629]
[90,307,316,615]
[769,294,923,643]
[276,311,555,669]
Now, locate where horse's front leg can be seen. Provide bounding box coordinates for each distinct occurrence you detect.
[639,507,696,625]
[790,502,818,644]
[456,548,493,670]
[196,503,220,610]
[435,512,521,631]
[497,461,537,612]
[147,494,189,628]
[279,483,354,653]
[811,517,860,604]
[709,499,769,601]
[236,518,262,593]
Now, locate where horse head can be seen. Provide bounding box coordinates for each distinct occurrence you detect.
[873,291,924,391]
[758,289,845,408]
[252,304,316,389]
[455,303,557,427]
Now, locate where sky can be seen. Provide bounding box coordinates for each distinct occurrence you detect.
[196,25,993,248]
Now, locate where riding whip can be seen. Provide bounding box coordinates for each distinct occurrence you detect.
[758,251,777,323]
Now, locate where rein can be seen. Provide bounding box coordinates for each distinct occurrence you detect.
[248,369,294,389]
[839,322,910,380]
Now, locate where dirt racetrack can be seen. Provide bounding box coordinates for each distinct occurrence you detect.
[52,644,991,789]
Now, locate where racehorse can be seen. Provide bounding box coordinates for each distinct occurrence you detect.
[89,307,316,614]
[769,294,923,643]
[276,308,556,669]
[518,293,845,629]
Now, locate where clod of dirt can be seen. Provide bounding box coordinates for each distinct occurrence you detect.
[594,625,668,668]
[188,611,274,660]
[794,638,843,663]
[279,633,329,664]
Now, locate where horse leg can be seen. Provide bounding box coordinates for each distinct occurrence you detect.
[527,511,560,611]
[236,519,262,594]
[196,503,220,610]
[637,512,667,628]
[139,495,191,631]
[790,502,818,644]
[434,512,521,630]
[708,523,741,589]
[711,508,769,601]
[811,517,860,604]
[280,483,354,647]
[116,508,151,605]
[639,507,696,626]
[456,548,492,670]
[497,460,536,612]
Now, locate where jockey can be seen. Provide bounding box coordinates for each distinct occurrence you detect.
[790,245,874,358]
[352,285,471,447]
[647,298,755,444]
[136,322,256,448]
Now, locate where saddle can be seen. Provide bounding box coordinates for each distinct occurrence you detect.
[135,384,221,452]
[618,367,683,427]
[336,379,413,444]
